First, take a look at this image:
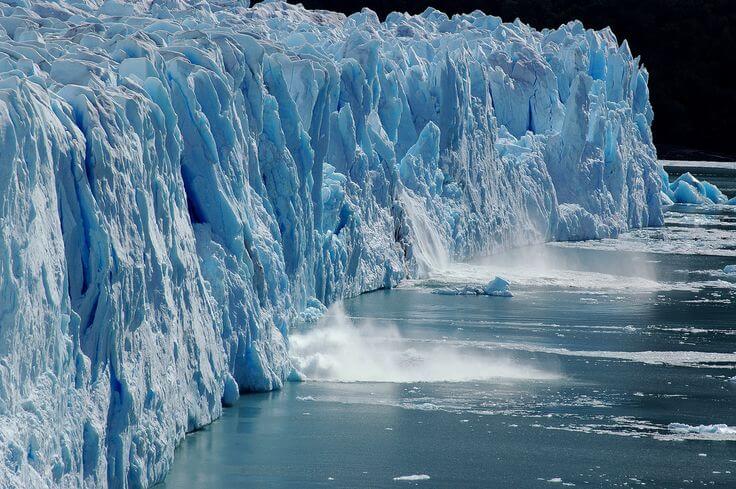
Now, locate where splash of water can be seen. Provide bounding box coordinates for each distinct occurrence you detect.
[289,304,558,383]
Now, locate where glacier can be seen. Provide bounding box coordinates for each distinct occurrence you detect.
[0,0,664,487]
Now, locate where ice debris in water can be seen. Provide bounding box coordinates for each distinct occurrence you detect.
[434,285,488,295]
[723,265,736,274]
[433,276,512,297]
[484,277,513,297]
[0,0,664,486]
[299,298,328,323]
[393,474,431,481]
[668,423,736,435]
[662,171,732,206]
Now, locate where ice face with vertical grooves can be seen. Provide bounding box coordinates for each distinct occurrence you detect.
[0,0,662,487]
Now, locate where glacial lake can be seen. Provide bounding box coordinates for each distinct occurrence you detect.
[161,164,736,488]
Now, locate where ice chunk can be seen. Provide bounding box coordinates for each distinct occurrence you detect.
[434,285,486,295]
[671,172,703,191]
[432,277,512,297]
[222,374,240,407]
[668,171,730,205]
[484,277,513,297]
[299,298,328,323]
[393,474,431,481]
[702,181,728,204]
[671,181,706,204]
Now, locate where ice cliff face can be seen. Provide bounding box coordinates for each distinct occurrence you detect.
[0,0,662,486]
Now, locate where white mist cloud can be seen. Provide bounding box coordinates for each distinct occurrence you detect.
[289,304,558,383]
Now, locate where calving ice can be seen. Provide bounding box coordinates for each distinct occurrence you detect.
[1,0,665,487]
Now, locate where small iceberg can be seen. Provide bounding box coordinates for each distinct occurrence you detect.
[723,265,736,274]
[671,180,706,205]
[667,172,731,205]
[484,276,513,297]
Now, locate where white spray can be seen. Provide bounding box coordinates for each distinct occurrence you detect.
[400,192,450,277]
[289,304,557,383]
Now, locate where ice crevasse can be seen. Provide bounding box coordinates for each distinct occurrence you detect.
[0,0,663,487]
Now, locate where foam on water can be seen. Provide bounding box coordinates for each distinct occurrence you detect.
[398,243,704,295]
[555,214,736,257]
[543,417,736,442]
[457,340,736,368]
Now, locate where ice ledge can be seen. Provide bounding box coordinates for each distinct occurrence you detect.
[0,1,661,487]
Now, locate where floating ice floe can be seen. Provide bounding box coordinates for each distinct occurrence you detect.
[433,285,488,296]
[393,474,431,481]
[663,172,732,206]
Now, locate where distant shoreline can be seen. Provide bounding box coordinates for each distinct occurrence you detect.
[657,145,736,163]
[661,160,736,176]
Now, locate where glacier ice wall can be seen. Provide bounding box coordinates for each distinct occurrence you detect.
[0,0,662,487]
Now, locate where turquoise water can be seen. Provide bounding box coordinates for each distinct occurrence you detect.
[161,168,736,488]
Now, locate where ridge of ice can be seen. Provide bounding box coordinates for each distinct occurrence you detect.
[663,171,732,206]
[666,423,736,440]
[0,0,663,486]
[668,423,736,435]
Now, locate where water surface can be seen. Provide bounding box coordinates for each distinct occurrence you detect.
[161,164,736,488]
